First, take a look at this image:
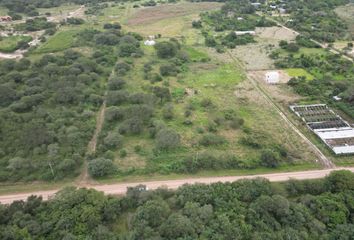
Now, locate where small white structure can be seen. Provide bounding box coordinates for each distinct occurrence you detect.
[237,17,244,21]
[265,71,280,84]
[235,31,256,36]
[144,35,156,46]
[333,96,342,101]
[251,2,261,8]
[144,40,156,46]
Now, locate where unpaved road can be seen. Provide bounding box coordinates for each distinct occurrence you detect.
[227,51,335,168]
[1,167,353,204]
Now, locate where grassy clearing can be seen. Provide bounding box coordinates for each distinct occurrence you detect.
[37,4,81,15]
[35,29,77,53]
[0,35,32,53]
[92,1,321,178]
[126,2,222,26]
[185,46,210,62]
[286,68,315,80]
[335,3,354,37]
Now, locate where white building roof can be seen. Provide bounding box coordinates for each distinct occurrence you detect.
[332,146,354,155]
[235,31,256,36]
[315,129,354,140]
[144,40,156,46]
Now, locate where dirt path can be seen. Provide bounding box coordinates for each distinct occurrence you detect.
[227,51,335,169]
[77,100,106,186]
[1,167,353,204]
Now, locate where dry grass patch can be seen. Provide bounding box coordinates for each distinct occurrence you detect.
[256,26,298,41]
[127,2,222,25]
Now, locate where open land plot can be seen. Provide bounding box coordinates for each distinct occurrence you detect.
[255,26,298,41]
[126,2,222,26]
[90,3,320,176]
[0,35,32,53]
[230,41,276,70]
[247,70,302,104]
[335,3,354,37]
[230,26,298,71]
[285,68,315,81]
[34,29,78,53]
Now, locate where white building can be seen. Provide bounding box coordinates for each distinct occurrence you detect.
[235,31,256,36]
[265,71,280,84]
[144,40,156,46]
[144,35,156,46]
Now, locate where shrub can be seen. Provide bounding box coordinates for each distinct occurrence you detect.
[103,22,121,29]
[105,106,125,122]
[154,41,177,58]
[199,133,227,146]
[88,158,116,178]
[200,98,213,108]
[156,128,181,150]
[103,131,123,149]
[260,149,280,168]
[192,20,202,28]
[107,77,126,90]
[115,62,131,75]
[162,103,174,120]
[119,149,127,158]
[160,64,179,76]
[229,117,244,129]
[119,118,144,135]
[106,90,129,106]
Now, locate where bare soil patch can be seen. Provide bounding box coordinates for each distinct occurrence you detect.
[247,70,302,105]
[127,2,222,25]
[230,42,276,70]
[256,26,298,41]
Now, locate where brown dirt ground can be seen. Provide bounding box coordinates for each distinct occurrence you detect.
[255,26,298,41]
[127,2,222,26]
[247,70,302,105]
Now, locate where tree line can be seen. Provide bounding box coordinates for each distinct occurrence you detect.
[0,170,354,239]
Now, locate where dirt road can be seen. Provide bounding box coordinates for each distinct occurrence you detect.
[227,51,335,168]
[1,167,353,204]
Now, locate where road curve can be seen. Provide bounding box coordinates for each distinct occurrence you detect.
[1,167,354,204]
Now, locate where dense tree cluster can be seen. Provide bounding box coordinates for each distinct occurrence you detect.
[282,0,351,42]
[0,26,146,181]
[0,0,111,16]
[273,46,354,117]
[196,0,275,50]
[0,49,111,181]
[1,171,354,239]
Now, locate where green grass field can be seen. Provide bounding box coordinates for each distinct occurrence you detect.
[0,35,32,53]
[35,30,77,53]
[286,68,315,80]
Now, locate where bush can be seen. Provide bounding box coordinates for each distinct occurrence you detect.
[115,62,131,75]
[192,20,202,28]
[160,64,179,76]
[119,149,127,158]
[260,149,280,168]
[199,133,227,146]
[105,106,125,122]
[154,41,178,59]
[88,158,116,178]
[66,18,85,25]
[103,131,123,149]
[107,77,126,90]
[156,128,181,150]
[162,103,174,120]
[103,23,121,30]
[229,117,244,129]
[119,118,144,135]
[106,90,129,106]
